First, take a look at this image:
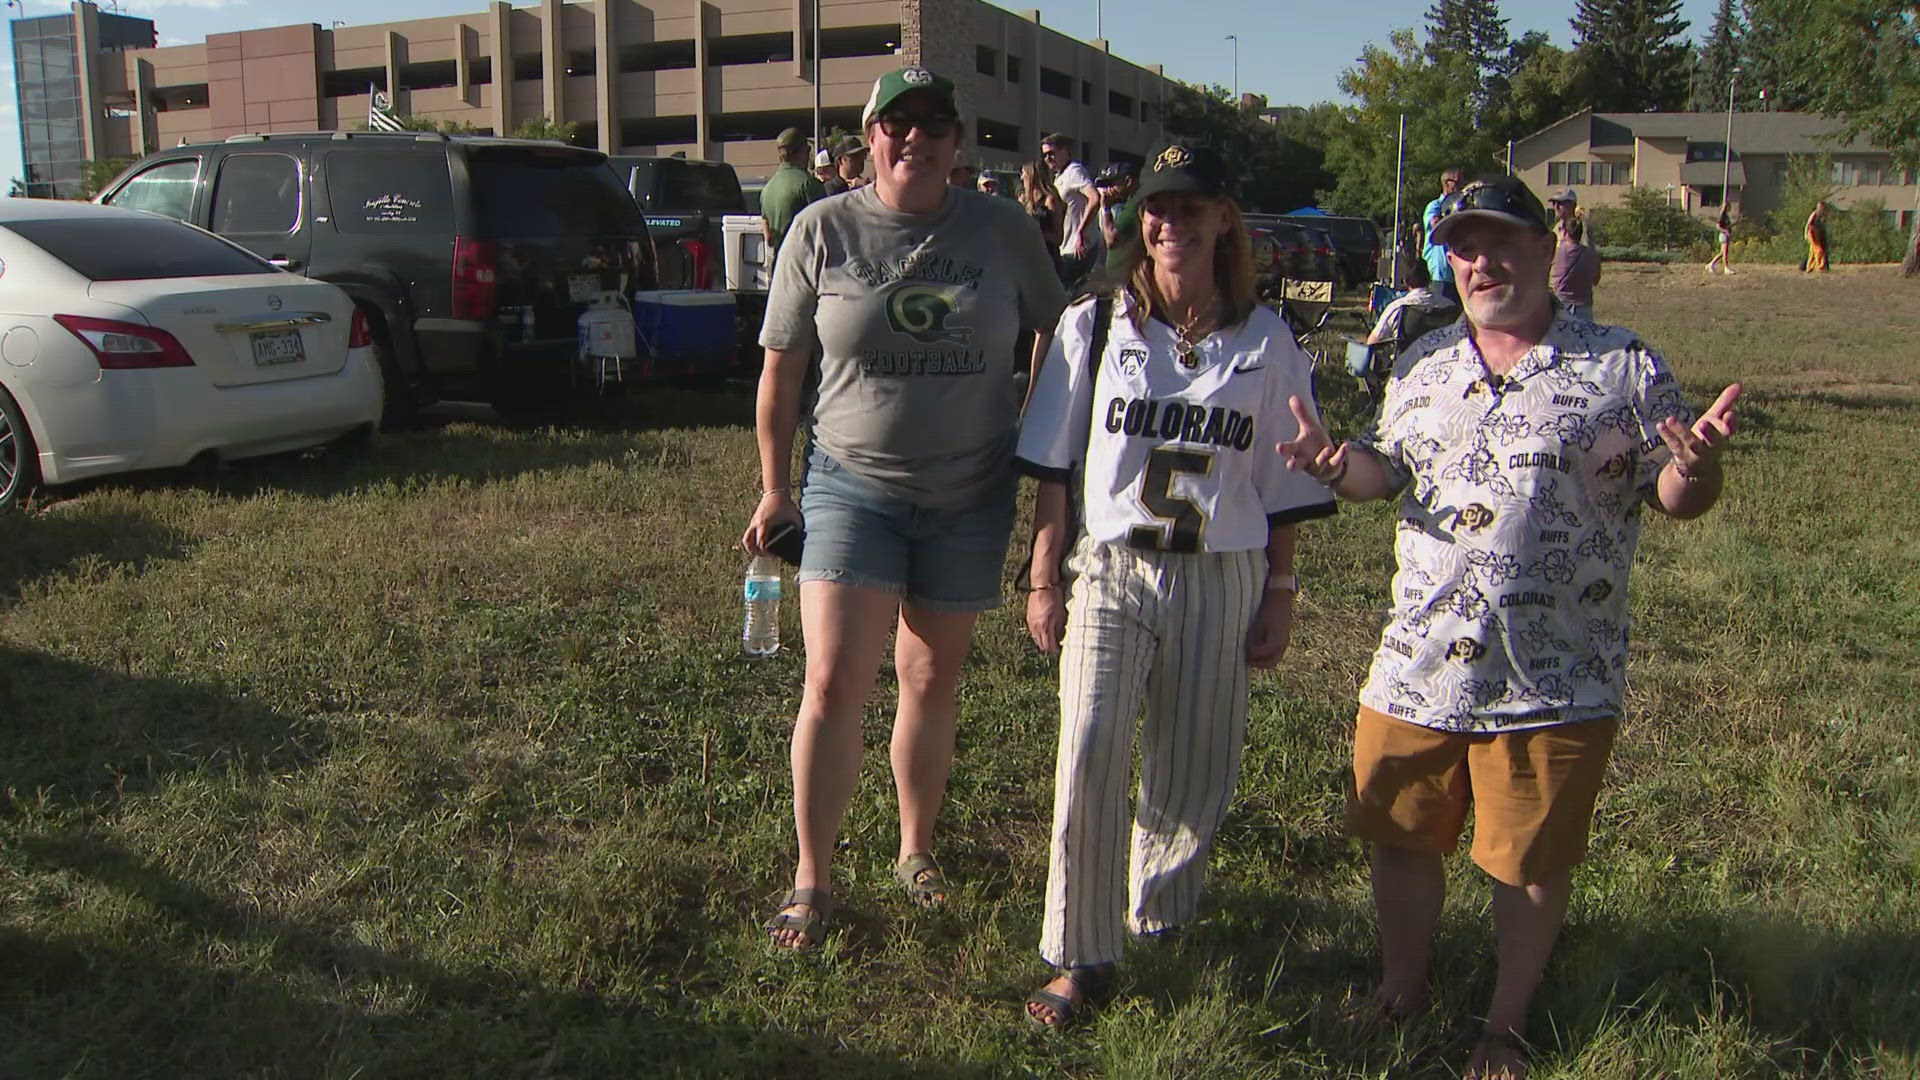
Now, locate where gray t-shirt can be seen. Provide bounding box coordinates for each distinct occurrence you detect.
[760,184,1067,508]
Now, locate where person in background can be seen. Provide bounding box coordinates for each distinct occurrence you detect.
[1805,201,1830,272]
[1422,167,1463,301]
[823,136,869,196]
[814,149,837,187]
[1706,208,1734,275]
[1042,133,1104,288]
[1020,159,1068,283]
[950,158,979,189]
[761,127,827,261]
[744,66,1067,951]
[1279,174,1741,1080]
[977,172,1001,197]
[1017,140,1334,1029]
[1364,256,1456,350]
[1094,161,1139,251]
[1547,189,1600,323]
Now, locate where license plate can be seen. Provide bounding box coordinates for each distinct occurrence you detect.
[250,328,305,366]
[568,274,601,302]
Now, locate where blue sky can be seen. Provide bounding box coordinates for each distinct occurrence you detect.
[2,0,1723,191]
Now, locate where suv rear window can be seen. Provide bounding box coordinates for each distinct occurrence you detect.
[323,151,454,235]
[468,148,646,237]
[636,160,745,213]
[5,217,272,280]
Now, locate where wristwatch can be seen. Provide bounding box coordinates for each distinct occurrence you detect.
[1265,573,1299,594]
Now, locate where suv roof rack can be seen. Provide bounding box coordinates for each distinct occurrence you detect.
[222,130,450,144]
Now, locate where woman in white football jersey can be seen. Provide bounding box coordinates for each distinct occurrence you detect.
[1014,142,1336,1028]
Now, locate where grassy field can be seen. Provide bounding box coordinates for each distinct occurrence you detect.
[3,264,1917,1079]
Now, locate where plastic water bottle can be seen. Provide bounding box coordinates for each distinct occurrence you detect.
[743,555,782,656]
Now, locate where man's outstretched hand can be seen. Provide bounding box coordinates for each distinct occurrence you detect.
[1277,395,1349,485]
[1658,382,1740,478]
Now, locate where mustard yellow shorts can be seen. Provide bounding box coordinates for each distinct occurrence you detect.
[1346,705,1618,887]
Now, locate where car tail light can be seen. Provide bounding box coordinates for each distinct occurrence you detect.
[348,307,374,348]
[681,238,714,290]
[452,237,498,321]
[53,314,194,369]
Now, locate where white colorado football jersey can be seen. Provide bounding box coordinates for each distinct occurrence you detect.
[1017,298,1335,553]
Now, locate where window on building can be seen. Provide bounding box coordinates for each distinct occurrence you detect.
[618,41,695,73]
[398,60,458,92]
[619,115,698,149]
[322,67,385,98]
[1108,90,1134,120]
[565,50,595,77]
[976,45,997,77]
[821,25,900,59]
[976,117,1021,154]
[1858,160,1883,186]
[1589,160,1631,185]
[149,82,208,111]
[209,153,301,236]
[1686,141,1728,163]
[1546,160,1588,186]
[1039,66,1071,99]
[1141,100,1159,124]
[513,53,543,81]
[1006,55,1022,84]
[467,58,493,85]
[1699,184,1724,208]
[708,32,793,66]
[100,157,199,220]
[1081,80,1092,105]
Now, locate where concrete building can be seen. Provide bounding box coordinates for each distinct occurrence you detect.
[12,0,1173,198]
[1511,109,1919,230]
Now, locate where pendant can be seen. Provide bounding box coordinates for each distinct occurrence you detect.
[1178,346,1200,369]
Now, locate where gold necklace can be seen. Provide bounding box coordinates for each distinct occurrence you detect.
[1170,296,1218,369]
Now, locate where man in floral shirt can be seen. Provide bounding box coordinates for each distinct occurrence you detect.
[1279,175,1742,1080]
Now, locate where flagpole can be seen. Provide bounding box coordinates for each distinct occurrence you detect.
[1391,112,1405,286]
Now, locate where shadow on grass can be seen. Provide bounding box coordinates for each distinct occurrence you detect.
[0,645,328,813]
[1,833,1002,1079]
[0,507,192,606]
[1129,876,1920,1075]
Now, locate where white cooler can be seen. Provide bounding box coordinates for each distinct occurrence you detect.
[722,214,771,292]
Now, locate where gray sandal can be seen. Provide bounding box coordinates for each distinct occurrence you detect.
[894,853,948,907]
[764,887,834,950]
[1026,964,1117,1031]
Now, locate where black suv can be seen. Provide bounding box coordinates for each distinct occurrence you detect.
[607,154,745,291]
[97,132,657,420]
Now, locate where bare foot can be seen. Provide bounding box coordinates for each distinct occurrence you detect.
[1465,1030,1527,1080]
[1340,985,1426,1033]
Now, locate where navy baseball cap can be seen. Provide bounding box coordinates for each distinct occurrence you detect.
[1094,161,1137,187]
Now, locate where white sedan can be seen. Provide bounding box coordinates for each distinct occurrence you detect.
[0,198,383,508]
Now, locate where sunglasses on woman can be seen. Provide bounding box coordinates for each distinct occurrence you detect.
[876,111,958,139]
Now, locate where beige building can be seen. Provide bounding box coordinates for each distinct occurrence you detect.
[17,0,1173,196]
[1511,109,1918,230]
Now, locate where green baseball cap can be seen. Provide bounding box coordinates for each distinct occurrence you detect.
[774,126,809,150]
[862,67,959,124]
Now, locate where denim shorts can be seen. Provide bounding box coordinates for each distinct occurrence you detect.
[798,445,1017,612]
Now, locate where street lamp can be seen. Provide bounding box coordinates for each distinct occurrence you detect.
[1722,66,1741,211]
[1225,34,1238,104]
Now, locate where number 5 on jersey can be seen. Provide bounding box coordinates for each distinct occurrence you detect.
[1128,447,1215,554]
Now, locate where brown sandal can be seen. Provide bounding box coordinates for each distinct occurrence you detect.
[763,887,834,950]
[893,853,948,907]
[1025,964,1117,1031]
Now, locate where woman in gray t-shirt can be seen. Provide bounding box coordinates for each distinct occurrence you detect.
[741,67,1066,949]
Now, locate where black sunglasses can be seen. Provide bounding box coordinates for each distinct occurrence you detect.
[876,111,958,139]
[1438,182,1548,231]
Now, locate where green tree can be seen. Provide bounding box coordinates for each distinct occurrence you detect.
[1570,0,1693,112]
[78,157,135,200]
[1743,0,1918,274]
[1425,0,1512,120]
[1319,28,1498,230]
[1492,33,1582,144]
[1163,82,1330,213]
[1687,0,1745,112]
[510,115,579,143]
[1734,0,1808,110]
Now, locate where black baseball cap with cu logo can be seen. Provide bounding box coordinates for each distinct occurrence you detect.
[1134,142,1234,202]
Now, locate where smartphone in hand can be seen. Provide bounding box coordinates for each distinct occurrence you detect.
[766,521,806,567]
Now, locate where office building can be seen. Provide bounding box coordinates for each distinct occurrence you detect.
[13,0,1174,197]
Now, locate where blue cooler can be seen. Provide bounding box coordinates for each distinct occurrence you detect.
[633,290,739,377]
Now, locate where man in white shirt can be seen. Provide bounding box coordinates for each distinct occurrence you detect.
[1279,175,1743,1080]
[1042,133,1104,287]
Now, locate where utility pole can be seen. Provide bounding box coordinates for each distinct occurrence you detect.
[812,0,822,154]
[1225,34,1238,104]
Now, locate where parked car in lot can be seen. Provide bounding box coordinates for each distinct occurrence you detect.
[607,154,746,291]
[0,199,383,509]
[95,132,657,420]
[1251,221,1336,297]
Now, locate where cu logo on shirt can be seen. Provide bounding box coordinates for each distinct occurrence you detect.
[886,285,973,345]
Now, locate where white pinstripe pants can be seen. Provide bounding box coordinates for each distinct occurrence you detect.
[1039,538,1267,968]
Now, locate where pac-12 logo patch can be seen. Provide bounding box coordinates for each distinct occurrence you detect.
[1117,345,1148,376]
[886,285,972,344]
